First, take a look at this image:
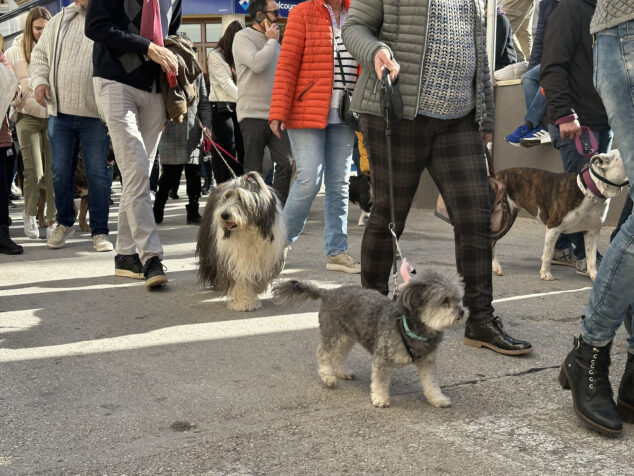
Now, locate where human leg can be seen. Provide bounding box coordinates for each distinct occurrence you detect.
[267,128,293,205]
[153,164,180,224]
[502,0,535,62]
[79,116,111,237]
[284,128,326,244]
[321,123,355,256]
[358,114,428,295]
[94,78,165,267]
[47,114,79,228]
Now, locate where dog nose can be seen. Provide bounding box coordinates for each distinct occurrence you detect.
[221,212,230,221]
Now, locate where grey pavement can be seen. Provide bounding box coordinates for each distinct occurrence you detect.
[1,181,633,475]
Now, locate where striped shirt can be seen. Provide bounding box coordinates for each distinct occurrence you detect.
[326,5,358,123]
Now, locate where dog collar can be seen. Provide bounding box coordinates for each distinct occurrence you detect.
[578,166,606,200]
[400,315,428,342]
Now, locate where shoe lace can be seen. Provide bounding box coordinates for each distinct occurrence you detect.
[587,345,612,392]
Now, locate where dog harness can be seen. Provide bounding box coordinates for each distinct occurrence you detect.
[397,315,428,361]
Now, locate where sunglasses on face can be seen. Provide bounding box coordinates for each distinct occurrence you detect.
[263,9,281,16]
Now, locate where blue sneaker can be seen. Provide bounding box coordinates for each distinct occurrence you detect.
[520,127,551,147]
[505,124,533,146]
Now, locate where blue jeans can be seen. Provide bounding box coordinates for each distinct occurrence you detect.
[548,123,613,259]
[523,64,548,128]
[581,22,634,351]
[47,113,111,235]
[285,123,354,256]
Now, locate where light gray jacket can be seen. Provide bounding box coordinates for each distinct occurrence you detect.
[341,0,495,131]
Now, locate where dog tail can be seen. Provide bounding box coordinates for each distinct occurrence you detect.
[272,280,324,304]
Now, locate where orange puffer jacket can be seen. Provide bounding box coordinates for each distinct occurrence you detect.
[269,0,351,129]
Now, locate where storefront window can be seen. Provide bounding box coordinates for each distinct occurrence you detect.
[205,23,223,43]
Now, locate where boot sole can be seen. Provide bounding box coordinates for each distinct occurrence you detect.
[617,398,634,424]
[463,337,533,355]
[559,365,623,436]
[145,274,168,288]
[114,269,144,279]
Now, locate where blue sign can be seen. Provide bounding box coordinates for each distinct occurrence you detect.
[233,0,304,17]
[184,0,233,14]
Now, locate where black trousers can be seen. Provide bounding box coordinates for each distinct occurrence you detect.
[0,146,9,226]
[360,112,494,324]
[239,117,292,204]
[156,163,201,205]
[211,103,243,184]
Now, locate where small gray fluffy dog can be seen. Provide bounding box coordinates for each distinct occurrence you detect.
[273,269,467,408]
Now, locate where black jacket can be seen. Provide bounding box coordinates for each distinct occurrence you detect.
[540,0,609,131]
[495,10,517,70]
[528,0,559,70]
[85,0,182,92]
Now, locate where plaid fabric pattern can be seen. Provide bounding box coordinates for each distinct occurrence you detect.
[359,112,494,323]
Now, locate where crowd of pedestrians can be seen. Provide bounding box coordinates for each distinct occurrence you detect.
[1,0,633,438]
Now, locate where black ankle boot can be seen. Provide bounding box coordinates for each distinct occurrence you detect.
[153,192,167,224]
[559,336,622,435]
[618,352,634,423]
[464,316,532,355]
[186,203,201,225]
[0,224,23,255]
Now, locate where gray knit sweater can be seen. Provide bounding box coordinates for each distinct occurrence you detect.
[232,27,281,122]
[29,4,98,118]
[591,0,634,33]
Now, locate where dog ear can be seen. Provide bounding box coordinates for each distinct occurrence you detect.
[399,281,427,313]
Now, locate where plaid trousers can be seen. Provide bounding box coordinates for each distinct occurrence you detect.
[360,112,494,323]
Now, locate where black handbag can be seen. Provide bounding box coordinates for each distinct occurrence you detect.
[334,43,360,131]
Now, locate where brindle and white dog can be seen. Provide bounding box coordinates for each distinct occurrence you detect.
[273,270,467,408]
[492,150,629,281]
[196,172,286,311]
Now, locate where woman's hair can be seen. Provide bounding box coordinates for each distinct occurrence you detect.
[22,7,51,64]
[215,21,244,70]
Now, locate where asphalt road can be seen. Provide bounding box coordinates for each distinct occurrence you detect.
[1,182,633,475]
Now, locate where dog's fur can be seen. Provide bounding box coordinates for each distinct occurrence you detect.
[273,270,467,408]
[492,150,629,281]
[348,174,372,226]
[197,172,286,311]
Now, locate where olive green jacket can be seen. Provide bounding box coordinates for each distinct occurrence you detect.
[341,0,495,132]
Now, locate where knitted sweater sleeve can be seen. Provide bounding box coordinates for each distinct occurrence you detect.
[29,15,56,92]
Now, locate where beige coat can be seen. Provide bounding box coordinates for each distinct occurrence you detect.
[5,34,48,119]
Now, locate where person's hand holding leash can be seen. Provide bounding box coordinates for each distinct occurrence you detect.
[270,119,286,138]
[374,48,399,82]
[559,119,582,140]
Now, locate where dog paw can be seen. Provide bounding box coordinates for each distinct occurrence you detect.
[320,375,337,388]
[428,394,452,408]
[337,372,355,380]
[539,271,555,281]
[227,299,261,312]
[372,397,390,408]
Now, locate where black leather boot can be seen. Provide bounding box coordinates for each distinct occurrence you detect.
[618,351,634,423]
[186,203,201,225]
[464,316,532,355]
[559,336,622,436]
[0,225,23,255]
[153,191,168,224]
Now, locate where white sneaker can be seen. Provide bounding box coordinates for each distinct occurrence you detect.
[46,223,56,240]
[47,224,74,249]
[23,213,39,239]
[93,234,114,252]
